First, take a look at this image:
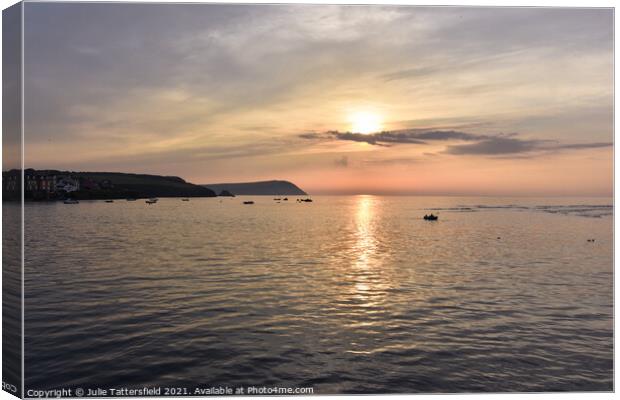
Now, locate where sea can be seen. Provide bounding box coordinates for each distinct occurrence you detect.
[15,196,613,393]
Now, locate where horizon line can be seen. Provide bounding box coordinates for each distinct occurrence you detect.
[6,168,612,198]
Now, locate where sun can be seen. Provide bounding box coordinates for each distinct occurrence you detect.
[349,111,383,135]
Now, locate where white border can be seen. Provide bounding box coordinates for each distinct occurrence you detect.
[20,1,24,398]
[0,2,616,400]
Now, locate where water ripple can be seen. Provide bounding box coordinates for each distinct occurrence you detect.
[21,196,612,393]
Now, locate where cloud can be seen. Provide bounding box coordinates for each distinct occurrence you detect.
[444,137,544,155]
[362,157,417,165]
[382,66,439,81]
[298,132,322,140]
[21,3,612,186]
[554,142,613,150]
[302,129,487,146]
[445,137,612,156]
[300,128,612,157]
[408,130,487,141]
[332,131,411,145]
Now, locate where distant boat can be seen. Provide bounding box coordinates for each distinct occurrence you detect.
[283,197,288,201]
[181,198,190,201]
[126,198,137,201]
[105,200,114,203]
[298,198,313,203]
[423,214,438,221]
[146,198,158,204]
[243,201,255,205]
[63,199,79,204]
[273,198,281,201]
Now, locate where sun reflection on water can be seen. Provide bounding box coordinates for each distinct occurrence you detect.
[340,196,392,354]
[347,195,389,307]
[353,195,378,272]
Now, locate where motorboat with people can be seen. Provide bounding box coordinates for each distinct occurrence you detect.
[423,213,438,221]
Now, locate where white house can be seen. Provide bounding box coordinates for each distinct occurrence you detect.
[55,176,80,192]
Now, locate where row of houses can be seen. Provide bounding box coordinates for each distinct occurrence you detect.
[24,172,80,193]
[3,170,120,201]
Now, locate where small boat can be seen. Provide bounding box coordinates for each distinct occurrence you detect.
[63,199,79,204]
[283,197,288,201]
[126,198,137,201]
[105,200,114,203]
[273,198,281,201]
[181,198,190,201]
[299,198,313,203]
[243,201,255,205]
[423,214,438,221]
[146,198,158,204]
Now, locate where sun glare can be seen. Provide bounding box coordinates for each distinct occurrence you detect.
[349,112,382,135]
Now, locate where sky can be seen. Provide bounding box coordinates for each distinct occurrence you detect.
[22,3,613,196]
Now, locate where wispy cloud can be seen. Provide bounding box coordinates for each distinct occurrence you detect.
[302,129,487,146]
[362,157,418,165]
[554,142,613,150]
[444,136,545,155]
[300,128,612,157]
[21,4,612,195]
[382,66,439,81]
[445,138,612,155]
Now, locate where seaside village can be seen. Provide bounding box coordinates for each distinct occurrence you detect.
[3,169,113,201]
[2,169,317,207]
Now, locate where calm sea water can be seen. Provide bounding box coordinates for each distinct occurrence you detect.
[22,196,613,393]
